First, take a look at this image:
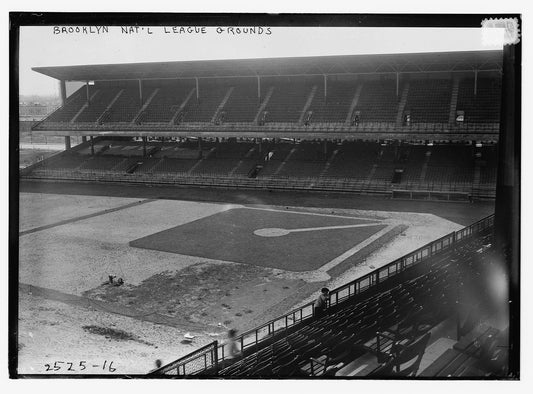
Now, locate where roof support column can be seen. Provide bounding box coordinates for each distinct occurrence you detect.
[59,80,71,150]
[86,82,90,104]
[257,76,261,100]
[90,136,94,155]
[138,79,143,105]
[396,72,400,96]
[59,80,67,105]
[474,69,478,96]
[195,77,200,100]
[324,74,327,99]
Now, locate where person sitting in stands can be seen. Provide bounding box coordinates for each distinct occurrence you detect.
[314,287,330,318]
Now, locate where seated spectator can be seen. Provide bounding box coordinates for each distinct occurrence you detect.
[314,287,330,318]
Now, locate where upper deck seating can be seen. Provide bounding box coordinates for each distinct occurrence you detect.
[223,83,261,123]
[456,77,502,123]
[141,84,194,123]
[104,88,145,123]
[263,81,312,123]
[353,80,398,122]
[181,85,228,122]
[44,87,90,123]
[405,79,452,123]
[74,87,120,123]
[307,81,358,123]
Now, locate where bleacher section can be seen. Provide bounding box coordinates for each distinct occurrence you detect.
[405,79,452,123]
[140,84,194,123]
[151,215,507,377]
[457,78,502,123]
[353,79,398,122]
[104,88,144,123]
[223,82,260,123]
[33,73,502,134]
[263,80,313,123]
[43,86,89,123]
[75,88,120,123]
[181,84,228,122]
[307,81,358,123]
[25,139,497,198]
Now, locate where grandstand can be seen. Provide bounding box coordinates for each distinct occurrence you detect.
[25,50,502,201]
[150,215,509,377]
[20,49,515,378]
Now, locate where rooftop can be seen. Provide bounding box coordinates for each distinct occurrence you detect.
[32,50,503,82]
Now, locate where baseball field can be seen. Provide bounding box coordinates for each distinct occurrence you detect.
[17,186,488,374]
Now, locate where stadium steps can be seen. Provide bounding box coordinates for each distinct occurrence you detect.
[473,160,482,190]
[345,83,363,125]
[211,87,234,123]
[71,90,100,123]
[448,77,461,125]
[395,81,410,126]
[228,146,258,176]
[169,88,196,125]
[254,87,274,124]
[418,323,500,377]
[298,85,318,124]
[132,88,160,124]
[187,147,215,175]
[367,164,378,182]
[419,151,431,183]
[318,149,339,178]
[96,89,124,124]
[273,147,298,175]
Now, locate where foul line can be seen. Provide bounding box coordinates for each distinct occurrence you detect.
[244,206,381,221]
[19,283,209,331]
[318,224,398,273]
[20,199,155,236]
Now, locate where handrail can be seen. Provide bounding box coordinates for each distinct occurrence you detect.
[150,213,494,375]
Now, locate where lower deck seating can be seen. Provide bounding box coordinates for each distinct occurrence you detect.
[214,233,499,377]
[26,140,499,194]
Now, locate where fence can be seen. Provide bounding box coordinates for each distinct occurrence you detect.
[150,213,495,376]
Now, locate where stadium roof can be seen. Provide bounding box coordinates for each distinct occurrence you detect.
[33,50,503,82]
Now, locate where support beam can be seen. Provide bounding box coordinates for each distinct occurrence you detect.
[138,79,143,105]
[142,136,147,157]
[59,80,67,105]
[86,82,90,104]
[59,80,70,150]
[324,74,327,98]
[195,77,200,100]
[323,140,328,160]
[396,72,400,96]
[257,76,261,100]
[90,136,94,155]
[474,69,478,96]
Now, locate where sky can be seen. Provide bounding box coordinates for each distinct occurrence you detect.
[20,25,503,97]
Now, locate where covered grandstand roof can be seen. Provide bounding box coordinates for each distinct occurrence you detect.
[33,50,502,81]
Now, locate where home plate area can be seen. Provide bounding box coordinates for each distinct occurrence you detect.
[130,207,387,271]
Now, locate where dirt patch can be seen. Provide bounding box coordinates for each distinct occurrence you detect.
[82,325,153,346]
[82,261,306,332]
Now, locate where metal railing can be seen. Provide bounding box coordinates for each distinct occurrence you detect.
[151,213,494,376]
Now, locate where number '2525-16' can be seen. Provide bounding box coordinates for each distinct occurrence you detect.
[44,360,116,372]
